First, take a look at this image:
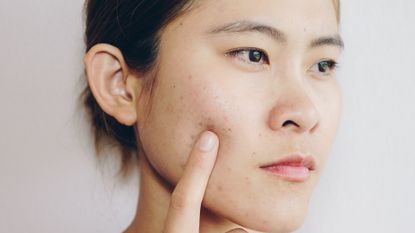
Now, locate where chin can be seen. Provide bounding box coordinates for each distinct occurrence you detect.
[241,206,309,233]
[254,205,308,233]
[217,196,311,233]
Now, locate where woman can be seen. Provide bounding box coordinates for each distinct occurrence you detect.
[81,0,343,232]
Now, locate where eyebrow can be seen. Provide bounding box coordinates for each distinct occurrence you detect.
[310,35,344,49]
[207,20,344,49]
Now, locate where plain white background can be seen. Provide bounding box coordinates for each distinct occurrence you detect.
[1,0,414,232]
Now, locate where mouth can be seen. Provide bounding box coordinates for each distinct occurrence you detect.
[259,154,316,182]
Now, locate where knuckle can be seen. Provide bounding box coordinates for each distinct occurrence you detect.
[192,150,212,171]
[192,154,206,170]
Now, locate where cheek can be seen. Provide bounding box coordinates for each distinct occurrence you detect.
[320,82,341,146]
[138,71,243,185]
[310,81,342,171]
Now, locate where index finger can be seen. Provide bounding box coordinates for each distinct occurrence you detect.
[163,131,219,233]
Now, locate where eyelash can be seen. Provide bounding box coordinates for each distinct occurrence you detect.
[225,47,338,75]
[225,48,269,65]
[310,60,339,75]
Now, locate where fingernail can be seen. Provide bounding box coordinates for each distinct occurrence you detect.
[198,132,216,152]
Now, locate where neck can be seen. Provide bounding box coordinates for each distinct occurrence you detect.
[124,151,245,233]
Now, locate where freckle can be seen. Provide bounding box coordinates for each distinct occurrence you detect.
[180,95,184,100]
[217,185,223,191]
[227,167,231,172]
[172,85,176,89]
[203,86,207,90]
[206,124,215,131]
[198,122,203,126]
[258,133,262,137]
[227,128,232,132]
[190,134,196,140]
[262,220,269,225]
[188,75,193,80]
[215,95,219,99]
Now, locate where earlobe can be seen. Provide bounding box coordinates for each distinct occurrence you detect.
[83,44,139,126]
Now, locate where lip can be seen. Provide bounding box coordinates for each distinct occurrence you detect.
[259,154,316,182]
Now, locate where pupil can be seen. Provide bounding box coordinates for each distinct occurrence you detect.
[249,50,262,62]
[318,62,328,72]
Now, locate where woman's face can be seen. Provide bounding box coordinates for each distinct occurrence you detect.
[136,0,342,231]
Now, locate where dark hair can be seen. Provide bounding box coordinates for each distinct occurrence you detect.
[79,0,195,176]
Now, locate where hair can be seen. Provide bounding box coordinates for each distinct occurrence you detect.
[79,0,341,176]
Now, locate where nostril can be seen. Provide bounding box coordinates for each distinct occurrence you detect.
[282,120,299,128]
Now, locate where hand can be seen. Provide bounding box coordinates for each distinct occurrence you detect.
[162,131,248,233]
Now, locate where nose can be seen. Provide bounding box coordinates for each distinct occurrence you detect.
[268,87,320,134]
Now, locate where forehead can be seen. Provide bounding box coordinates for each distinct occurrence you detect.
[175,0,339,39]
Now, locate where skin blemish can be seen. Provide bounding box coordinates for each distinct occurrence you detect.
[188,75,193,80]
[227,128,232,132]
[206,123,215,131]
[166,104,173,112]
[206,117,214,127]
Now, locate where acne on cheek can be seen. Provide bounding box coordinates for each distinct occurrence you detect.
[186,104,234,151]
[186,120,234,165]
[178,116,235,170]
[175,74,238,168]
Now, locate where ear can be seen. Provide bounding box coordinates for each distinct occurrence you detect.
[83,44,143,126]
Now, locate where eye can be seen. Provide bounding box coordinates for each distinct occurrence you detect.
[226,48,269,65]
[310,60,338,75]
